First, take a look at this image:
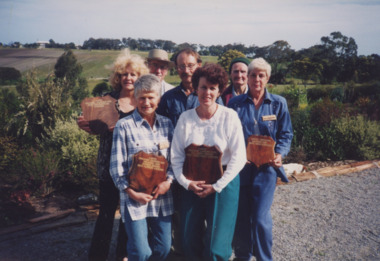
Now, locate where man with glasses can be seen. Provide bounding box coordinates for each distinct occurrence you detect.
[157,47,223,127]
[147,49,175,96]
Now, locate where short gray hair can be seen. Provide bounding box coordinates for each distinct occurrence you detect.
[133,74,161,99]
[248,58,271,78]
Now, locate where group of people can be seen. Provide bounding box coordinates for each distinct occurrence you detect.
[78,47,293,261]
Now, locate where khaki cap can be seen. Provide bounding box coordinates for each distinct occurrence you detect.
[147,49,174,68]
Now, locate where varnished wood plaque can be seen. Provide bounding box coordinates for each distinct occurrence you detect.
[183,144,223,184]
[80,96,119,134]
[128,151,168,195]
[247,135,275,168]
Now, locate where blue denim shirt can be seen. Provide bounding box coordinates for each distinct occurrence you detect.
[228,89,293,183]
[157,83,224,127]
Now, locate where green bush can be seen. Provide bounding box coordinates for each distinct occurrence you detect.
[0,67,21,85]
[309,98,346,127]
[332,116,380,160]
[282,83,300,111]
[0,136,18,178]
[39,118,99,193]
[16,148,61,196]
[92,81,112,97]
[307,86,330,104]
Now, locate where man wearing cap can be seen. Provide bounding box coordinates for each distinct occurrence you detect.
[147,49,175,96]
[221,57,250,105]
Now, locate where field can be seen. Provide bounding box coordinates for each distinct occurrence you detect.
[0,48,218,90]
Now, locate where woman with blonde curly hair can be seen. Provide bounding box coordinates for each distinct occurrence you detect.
[77,49,148,261]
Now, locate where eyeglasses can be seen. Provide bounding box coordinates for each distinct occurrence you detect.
[177,63,197,71]
[149,63,169,70]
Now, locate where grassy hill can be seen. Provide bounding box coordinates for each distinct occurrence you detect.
[0,48,218,90]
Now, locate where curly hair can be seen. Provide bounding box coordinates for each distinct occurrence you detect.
[109,49,149,92]
[191,63,229,93]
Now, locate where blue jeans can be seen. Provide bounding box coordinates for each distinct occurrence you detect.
[234,164,277,261]
[123,210,172,261]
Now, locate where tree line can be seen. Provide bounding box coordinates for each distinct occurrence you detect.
[2,31,380,84]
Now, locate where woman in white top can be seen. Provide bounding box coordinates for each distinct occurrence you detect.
[171,63,246,261]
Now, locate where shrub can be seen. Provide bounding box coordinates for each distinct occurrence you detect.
[0,67,21,84]
[282,83,300,111]
[307,86,329,104]
[309,98,346,127]
[39,118,99,193]
[0,136,18,178]
[92,81,112,97]
[332,116,380,160]
[16,148,61,196]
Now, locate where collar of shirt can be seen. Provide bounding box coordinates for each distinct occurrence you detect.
[132,109,161,129]
[232,84,249,97]
[242,88,273,105]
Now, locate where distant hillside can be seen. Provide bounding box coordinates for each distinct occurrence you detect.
[0,48,218,86]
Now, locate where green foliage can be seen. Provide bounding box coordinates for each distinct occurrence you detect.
[307,86,330,104]
[0,88,21,136]
[309,98,346,127]
[217,49,246,72]
[0,67,21,85]
[39,118,99,193]
[54,49,83,82]
[16,148,61,196]
[330,86,344,102]
[11,72,72,142]
[54,49,89,108]
[332,116,380,160]
[282,82,300,111]
[0,136,18,175]
[291,58,323,86]
[92,81,112,96]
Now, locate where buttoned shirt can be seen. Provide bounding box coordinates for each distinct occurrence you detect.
[228,89,293,182]
[157,83,224,127]
[109,109,174,221]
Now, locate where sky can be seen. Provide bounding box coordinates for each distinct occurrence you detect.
[1,0,379,56]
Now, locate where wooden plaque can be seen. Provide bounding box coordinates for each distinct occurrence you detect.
[80,96,119,134]
[247,135,275,168]
[183,144,223,184]
[128,151,168,195]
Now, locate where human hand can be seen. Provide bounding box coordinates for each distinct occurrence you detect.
[188,181,206,194]
[152,180,171,199]
[126,188,153,204]
[269,153,282,168]
[196,184,216,198]
[77,116,95,134]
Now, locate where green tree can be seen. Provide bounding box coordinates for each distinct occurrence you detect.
[217,49,246,72]
[54,49,89,107]
[291,58,323,87]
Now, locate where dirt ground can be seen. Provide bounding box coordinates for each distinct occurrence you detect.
[0,160,377,261]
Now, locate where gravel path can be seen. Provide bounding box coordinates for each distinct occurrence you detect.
[0,168,379,261]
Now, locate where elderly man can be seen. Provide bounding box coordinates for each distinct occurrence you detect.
[157,47,223,127]
[147,49,175,96]
[221,57,250,105]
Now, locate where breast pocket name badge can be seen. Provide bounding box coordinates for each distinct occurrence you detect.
[262,115,277,121]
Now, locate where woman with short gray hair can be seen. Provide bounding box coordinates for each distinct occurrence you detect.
[110,74,175,261]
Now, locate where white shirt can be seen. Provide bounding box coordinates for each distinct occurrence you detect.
[171,105,246,193]
[161,81,175,96]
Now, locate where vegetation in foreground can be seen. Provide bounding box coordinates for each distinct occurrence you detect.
[0,38,379,228]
